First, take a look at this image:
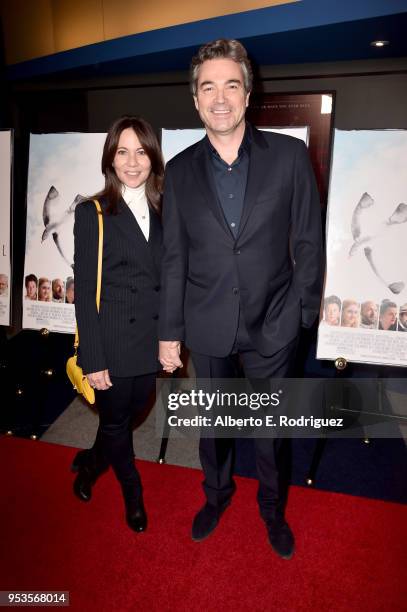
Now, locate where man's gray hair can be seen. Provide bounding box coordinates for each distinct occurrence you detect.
[190,39,253,96]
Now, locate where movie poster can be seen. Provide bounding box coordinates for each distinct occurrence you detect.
[161,126,309,162]
[0,130,12,327]
[317,129,407,367]
[23,133,106,333]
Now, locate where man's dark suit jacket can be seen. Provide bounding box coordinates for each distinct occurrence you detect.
[74,197,162,377]
[159,125,323,358]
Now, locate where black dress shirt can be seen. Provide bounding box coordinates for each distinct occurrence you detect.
[207,127,251,238]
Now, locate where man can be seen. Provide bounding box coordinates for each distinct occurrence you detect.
[360,300,378,329]
[52,278,65,302]
[379,299,398,331]
[398,304,407,331]
[0,274,8,297]
[24,274,38,300]
[159,39,323,559]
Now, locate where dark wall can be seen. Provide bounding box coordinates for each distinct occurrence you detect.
[83,58,407,132]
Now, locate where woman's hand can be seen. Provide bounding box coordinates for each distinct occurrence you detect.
[159,340,183,373]
[86,369,112,391]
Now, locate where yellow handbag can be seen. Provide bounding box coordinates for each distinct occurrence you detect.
[66,199,103,404]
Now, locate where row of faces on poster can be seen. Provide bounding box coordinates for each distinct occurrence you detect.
[322,296,407,332]
[0,273,8,299]
[24,274,74,304]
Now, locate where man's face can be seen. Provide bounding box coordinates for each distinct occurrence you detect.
[325,303,340,325]
[193,58,249,139]
[52,279,64,299]
[27,280,37,299]
[361,301,378,325]
[39,281,51,301]
[0,275,7,295]
[381,307,397,329]
[400,310,407,326]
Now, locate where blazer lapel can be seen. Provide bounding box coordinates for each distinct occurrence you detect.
[191,139,234,239]
[236,126,271,240]
[110,198,159,279]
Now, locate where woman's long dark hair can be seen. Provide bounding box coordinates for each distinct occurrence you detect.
[94,116,164,215]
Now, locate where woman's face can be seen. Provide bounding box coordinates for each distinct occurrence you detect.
[342,303,359,327]
[112,128,152,189]
[66,284,74,303]
[38,281,51,301]
[325,303,340,325]
[26,280,37,299]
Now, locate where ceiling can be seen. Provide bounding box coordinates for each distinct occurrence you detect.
[5,0,407,81]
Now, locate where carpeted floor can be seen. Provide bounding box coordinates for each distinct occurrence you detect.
[1,436,406,611]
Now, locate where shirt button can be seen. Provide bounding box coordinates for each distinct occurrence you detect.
[231,222,236,228]
[228,167,232,172]
[232,287,239,295]
[152,314,159,320]
[129,318,135,323]
[228,193,234,199]
[154,285,161,292]
[130,287,137,293]
[234,249,241,255]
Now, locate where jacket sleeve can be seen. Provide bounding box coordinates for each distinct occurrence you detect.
[73,201,108,373]
[290,140,324,328]
[158,165,188,341]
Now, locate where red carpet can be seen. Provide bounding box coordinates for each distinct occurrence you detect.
[0,436,406,611]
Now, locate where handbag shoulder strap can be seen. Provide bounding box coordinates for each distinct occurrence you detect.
[74,199,103,350]
[94,199,103,312]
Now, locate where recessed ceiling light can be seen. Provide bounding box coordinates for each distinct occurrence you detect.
[370,40,389,47]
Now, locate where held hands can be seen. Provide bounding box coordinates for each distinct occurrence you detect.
[159,340,183,373]
[86,369,112,391]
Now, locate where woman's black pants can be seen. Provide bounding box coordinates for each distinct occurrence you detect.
[91,373,156,500]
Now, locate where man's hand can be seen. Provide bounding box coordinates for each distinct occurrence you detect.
[86,369,112,391]
[159,340,183,373]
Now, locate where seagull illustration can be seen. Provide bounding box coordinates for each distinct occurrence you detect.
[349,192,407,294]
[41,186,83,268]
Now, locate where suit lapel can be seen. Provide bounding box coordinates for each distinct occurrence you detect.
[148,209,162,276]
[191,139,234,239]
[236,126,271,240]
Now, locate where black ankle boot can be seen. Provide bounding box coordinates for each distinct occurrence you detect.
[71,450,108,502]
[122,484,147,532]
[71,449,92,473]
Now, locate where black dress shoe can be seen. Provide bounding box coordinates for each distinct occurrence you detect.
[191,500,231,542]
[266,519,295,560]
[125,496,147,533]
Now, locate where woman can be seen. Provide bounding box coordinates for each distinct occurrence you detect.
[340,299,360,328]
[38,277,52,302]
[65,277,74,304]
[72,116,164,532]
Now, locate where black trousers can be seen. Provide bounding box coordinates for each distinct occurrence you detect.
[90,373,156,500]
[191,311,298,523]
